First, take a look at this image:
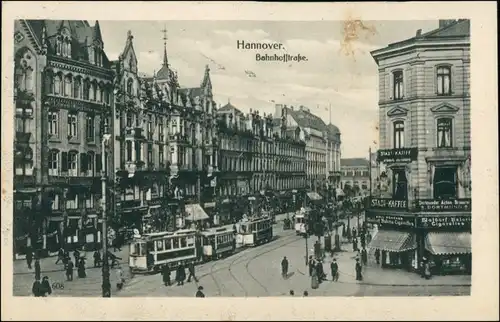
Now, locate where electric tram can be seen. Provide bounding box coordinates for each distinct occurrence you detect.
[199,227,236,261]
[236,215,273,247]
[128,229,198,273]
[294,213,307,235]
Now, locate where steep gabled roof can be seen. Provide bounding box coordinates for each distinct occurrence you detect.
[217,102,243,115]
[341,158,370,167]
[285,107,327,132]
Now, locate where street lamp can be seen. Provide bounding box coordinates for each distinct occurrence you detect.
[101,133,112,298]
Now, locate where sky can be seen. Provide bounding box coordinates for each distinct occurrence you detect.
[98,20,438,158]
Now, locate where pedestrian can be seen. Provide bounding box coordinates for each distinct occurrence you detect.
[352,237,358,252]
[424,261,431,280]
[187,261,198,283]
[361,248,368,266]
[360,234,366,249]
[65,259,74,281]
[77,258,86,278]
[26,249,33,269]
[316,260,326,282]
[352,227,357,240]
[355,258,363,281]
[195,286,205,297]
[367,231,372,245]
[162,264,171,286]
[311,266,319,289]
[176,262,185,286]
[303,290,309,297]
[34,258,41,281]
[40,276,52,297]
[375,249,380,265]
[289,290,294,296]
[116,266,125,290]
[73,249,80,266]
[330,258,339,282]
[93,250,101,268]
[308,256,315,276]
[55,248,65,264]
[281,256,289,278]
[32,279,42,297]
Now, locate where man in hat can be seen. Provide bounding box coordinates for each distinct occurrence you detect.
[195,286,205,297]
[355,258,363,281]
[281,256,289,279]
[330,258,339,282]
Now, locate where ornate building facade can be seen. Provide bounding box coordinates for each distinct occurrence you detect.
[340,158,371,196]
[368,19,471,274]
[13,20,114,258]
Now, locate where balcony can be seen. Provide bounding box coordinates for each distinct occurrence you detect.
[14,175,36,186]
[45,95,105,113]
[48,175,98,186]
[15,132,32,144]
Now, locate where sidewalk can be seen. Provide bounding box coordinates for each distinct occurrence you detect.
[13,248,129,276]
[298,248,471,287]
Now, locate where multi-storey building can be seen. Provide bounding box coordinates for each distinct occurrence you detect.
[326,123,342,200]
[13,20,114,258]
[340,158,371,196]
[274,104,334,205]
[368,19,471,275]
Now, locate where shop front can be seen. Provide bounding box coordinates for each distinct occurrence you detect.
[46,217,63,255]
[416,211,471,276]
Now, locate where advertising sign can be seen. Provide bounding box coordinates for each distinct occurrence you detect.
[370,197,408,210]
[415,199,471,212]
[377,148,418,164]
[417,215,471,229]
[366,211,416,228]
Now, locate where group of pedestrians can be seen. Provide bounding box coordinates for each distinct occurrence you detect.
[161,261,198,287]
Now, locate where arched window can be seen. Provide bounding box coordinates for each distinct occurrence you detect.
[73,77,81,98]
[393,121,404,149]
[437,66,451,95]
[56,36,62,55]
[67,40,72,58]
[90,82,96,101]
[83,80,90,100]
[48,150,59,176]
[96,85,101,102]
[437,118,453,148]
[64,75,72,97]
[45,71,54,94]
[15,48,35,92]
[127,78,133,96]
[53,74,62,95]
[126,140,133,161]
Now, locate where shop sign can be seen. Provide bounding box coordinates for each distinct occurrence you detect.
[415,199,471,212]
[370,197,408,210]
[366,212,416,228]
[377,148,418,164]
[417,215,471,228]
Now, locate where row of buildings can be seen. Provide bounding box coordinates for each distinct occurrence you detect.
[12,19,342,257]
[367,19,471,275]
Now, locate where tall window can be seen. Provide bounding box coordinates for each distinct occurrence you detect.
[15,107,33,133]
[159,144,164,166]
[86,114,95,142]
[127,79,133,96]
[393,70,404,100]
[126,140,133,161]
[147,143,153,166]
[15,49,34,92]
[393,121,405,148]
[54,74,62,95]
[83,80,90,100]
[433,166,457,199]
[87,153,94,176]
[48,150,59,176]
[91,82,97,101]
[96,85,101,102]
[66,192,78,209]
[64,75,72,97]
[437,66,451,95]
[68,151,78,176]
[73,77,81,98]
[126,112,133,127]
[148,115,153,140]
[393,169,408,200]
[158,117,164,141]
[48,111,59,136]
[437,118,452,148]
[68,112,78,137]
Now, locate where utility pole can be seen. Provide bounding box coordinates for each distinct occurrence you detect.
[101,133,112,298]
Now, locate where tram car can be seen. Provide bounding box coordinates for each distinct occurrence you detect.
[199,227,236,261]
[128,229,198,273]
[236,216,273,247]
[294,213,307,235]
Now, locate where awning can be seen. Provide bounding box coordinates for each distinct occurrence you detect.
[425,232,471,255]
[306,192,323,201]
[185,204,209,221]
[369,230,416,252]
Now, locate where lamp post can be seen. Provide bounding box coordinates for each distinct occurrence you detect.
[101,133,112,298]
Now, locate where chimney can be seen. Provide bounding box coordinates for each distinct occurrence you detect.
[416,29,422,37]
[439,19,457,28]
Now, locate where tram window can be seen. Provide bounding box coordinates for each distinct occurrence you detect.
[146,242,154,254]
[241,225,247,233]
[203,236,209,245]
[180,237,187,248]
[156,240,164,251]
[131,243,139,255]
[173,238,180,249]
[140,243,146,256]
[165,239,172,250]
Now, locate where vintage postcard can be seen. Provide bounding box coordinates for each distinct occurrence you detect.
[1,1,498,321]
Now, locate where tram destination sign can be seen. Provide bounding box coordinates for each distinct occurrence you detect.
[417,215,471,228]
[377,148,418,164]
[366,212,416,228]
[415,199,471,212]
